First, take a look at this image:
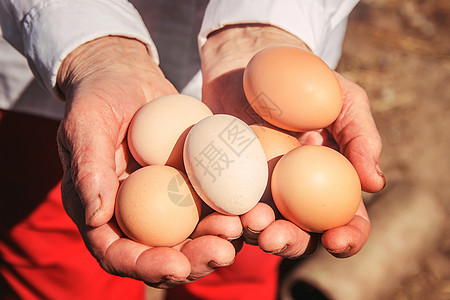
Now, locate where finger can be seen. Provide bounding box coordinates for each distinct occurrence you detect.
[321,200,370,258]
[296,129,339,150]
[57,100,123,227]
[115,140,141,182]
[82,217,192,289]
[191,212,243,240]
[332,73,386,193]
[258,220,318,258]
[240,202,275,245]
[60,162,86,228]
[181,235,236,281]
[64,175,192,290]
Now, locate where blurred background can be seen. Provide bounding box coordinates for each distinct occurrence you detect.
[343,0,450,298]
[340,0,450,192]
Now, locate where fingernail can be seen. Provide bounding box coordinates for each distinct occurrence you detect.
[376,164,387,189]
[161,275,176,281]
[219,229,244,241]
[85,197,101,225]
[246,227,261,235]
[208,259,234,269]
[265,244,288,255]
[244,227,261,243]
[327,245,351,258]
[187,274,201,281]
[161,275,186,283]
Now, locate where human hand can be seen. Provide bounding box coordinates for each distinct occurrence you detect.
[56,36,243,288]
[201,25,386,259]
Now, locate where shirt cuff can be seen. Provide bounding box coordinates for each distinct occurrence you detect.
[199,0,359,69]
[22,0,158,95]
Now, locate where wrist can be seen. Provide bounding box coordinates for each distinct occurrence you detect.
[56,36,160,100]
[201,24,310,81]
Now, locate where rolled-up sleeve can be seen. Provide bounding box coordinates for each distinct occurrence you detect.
[0,0,158,94]
[199,0,359,69]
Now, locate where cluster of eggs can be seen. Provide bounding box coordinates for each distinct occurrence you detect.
[115,46,361,247]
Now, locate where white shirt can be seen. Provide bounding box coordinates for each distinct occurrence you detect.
[0,0,358,120]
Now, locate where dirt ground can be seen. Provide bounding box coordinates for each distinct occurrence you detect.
[335,0,450,298]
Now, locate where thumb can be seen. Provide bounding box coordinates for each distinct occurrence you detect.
[333,73,386,193]
[57,100,122,227]
[343,132,386,194]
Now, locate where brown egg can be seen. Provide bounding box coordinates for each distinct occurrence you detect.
[250,124,300,205]
[271,145,361,233]
[115,165,201,247]
[250,124,300,161]
[243,46,342,132]
[127,94,212,170]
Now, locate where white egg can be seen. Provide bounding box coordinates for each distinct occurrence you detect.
[183,114,268,215]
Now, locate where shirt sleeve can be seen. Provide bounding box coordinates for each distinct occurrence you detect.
[199,0,359,69]
[0,0,158,95]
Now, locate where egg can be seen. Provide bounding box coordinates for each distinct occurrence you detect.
[115,165,201,247]
[250,124,300,204]
[243,46,342,132]
[271,145,361,233]
[127,94,213,170]
[184,114,268,215]
[250,124,301,161]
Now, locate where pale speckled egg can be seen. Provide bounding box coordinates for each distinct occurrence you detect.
[271,145,361,233]
[250,124,301,205]
[243,46,342,132]
[183,114,268,215]
[115,165,201,247]
[127,94,213,170]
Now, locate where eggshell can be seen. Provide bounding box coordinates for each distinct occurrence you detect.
[271,145,361,233]
[127,94,213,170]
[250,124,300,205]
[243,46,342,132]
[184,114,268,215]
[250,124,300,161]
[115,165,201,247]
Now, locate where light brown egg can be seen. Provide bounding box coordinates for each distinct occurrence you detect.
[250,124,300,205]
[271,145,361,233]
[127,94,213,170]
[243,46,342,132]
[250,124,300,161]
[115,165,201,247]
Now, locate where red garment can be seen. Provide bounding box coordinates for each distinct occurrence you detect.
[0,110,145,300]
[167,243,281,300]
[0,110,281,300]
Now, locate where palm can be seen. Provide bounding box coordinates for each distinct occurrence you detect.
[201,61,382,258]
[57,38,243,287]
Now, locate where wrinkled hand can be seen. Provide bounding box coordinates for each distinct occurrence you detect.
[201,25,386,259]
[56,36,242,288]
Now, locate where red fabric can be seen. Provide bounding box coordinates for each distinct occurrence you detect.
[0,110,144,300]
[166,243,282,300]
[0,110,281,300]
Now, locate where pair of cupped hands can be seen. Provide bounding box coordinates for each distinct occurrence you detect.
[56,25,385,288]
